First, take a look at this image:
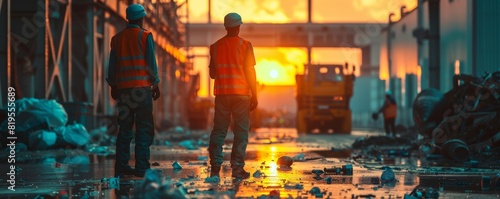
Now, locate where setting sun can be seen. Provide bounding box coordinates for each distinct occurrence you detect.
[256,59,295,85]
[269,69,279,79]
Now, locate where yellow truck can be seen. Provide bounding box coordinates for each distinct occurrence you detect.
[296,64,355,133]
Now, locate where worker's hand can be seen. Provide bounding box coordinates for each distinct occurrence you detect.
[250,96,258,111]
[111,86,119,100]
[152,85,160,101]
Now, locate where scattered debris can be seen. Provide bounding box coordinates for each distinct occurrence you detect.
[55,123,91,147]
[187,161,207,166]
[352,136,414,149]
[359,176,381,184]
[253,170,263,178]
[87,145,115,156]
[419,175,483,191]
[381,167,396,183]
[100,177,120,189]
[284,183,303,190]
[293,153,306,161]
[324,164,353,175]
[309,187,321,195]
[277,156,293,167]
[197,155,208,161]
[204,176,220,183]
[324,176,333,184]
[406,187,439,199]
[178,140,199,150]
[312,169,324,176]
[172,161,183,170]
[186,171,197,179]
[268,190,280,198]
[313,176,323,181]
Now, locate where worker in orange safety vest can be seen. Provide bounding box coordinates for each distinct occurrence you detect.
[207,12,258,180]
[378,91,397,137]
[106,3,160,178]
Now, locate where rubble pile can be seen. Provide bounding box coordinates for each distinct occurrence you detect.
[413,71,500,162]
[352,136,415,149]
[0,98,91,150]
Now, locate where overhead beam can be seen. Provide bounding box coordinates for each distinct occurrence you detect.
[187,23,383,48]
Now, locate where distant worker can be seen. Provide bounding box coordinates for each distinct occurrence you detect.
[378,91,397,137]
[106,4,160,178]
[207,13,258,180]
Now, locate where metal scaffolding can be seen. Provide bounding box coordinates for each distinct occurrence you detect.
[1,0,192,129]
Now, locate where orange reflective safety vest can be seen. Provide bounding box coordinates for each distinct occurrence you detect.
[210,37,252,95]
[383,99,397,119]
[111,27,153,89]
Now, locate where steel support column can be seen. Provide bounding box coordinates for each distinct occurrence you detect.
[92,8,105,115]
[0,0,10,107]
[6,0,10,91]
[44,0,72,101]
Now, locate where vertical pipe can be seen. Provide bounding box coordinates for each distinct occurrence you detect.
[387,13,394,90]
[307,47,311,72]
[306,46,312,120]
[307,0,311,23]
[45,0,49,96]
[185,0,189,57]
[428,0,440,90]
[0,0,4,107]
[87,2,94,106]
[208,0,211,23]
[417,0,425,88]
[7,0,10,88]
[471,0,476,75]
[68,0,72,101]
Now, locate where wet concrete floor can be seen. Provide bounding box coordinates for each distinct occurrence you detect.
[0,128,499,198]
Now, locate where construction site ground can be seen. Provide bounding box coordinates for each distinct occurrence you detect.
[0,128,499,199]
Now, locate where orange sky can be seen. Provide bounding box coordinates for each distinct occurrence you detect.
[186,0,418,96]
[185,0,417,23]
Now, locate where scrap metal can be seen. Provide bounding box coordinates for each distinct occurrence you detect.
[413,71,500,162]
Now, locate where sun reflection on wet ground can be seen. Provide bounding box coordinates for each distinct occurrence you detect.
[0,128,499,198]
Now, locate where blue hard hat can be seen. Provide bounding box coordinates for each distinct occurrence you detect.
[126,4,147,20]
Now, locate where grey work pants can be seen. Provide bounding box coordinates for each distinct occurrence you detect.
[208,95,250,168]
[115,87,154,172]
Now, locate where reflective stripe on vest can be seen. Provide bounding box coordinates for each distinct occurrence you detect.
[112,28,153,89]
[383,100,397,119]
[211,37,251,95]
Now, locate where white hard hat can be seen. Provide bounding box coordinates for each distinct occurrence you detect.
[224,12,243,27]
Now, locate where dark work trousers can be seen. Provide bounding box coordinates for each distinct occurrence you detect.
[384,118,396,136]
[208,95,250,168]
[115,87,154,172]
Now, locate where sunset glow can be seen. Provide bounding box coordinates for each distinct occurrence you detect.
[185,0,418,24]
[254,48,307,86]
[187,0,419,96]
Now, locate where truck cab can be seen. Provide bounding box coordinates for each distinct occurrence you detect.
[296,64,355,133]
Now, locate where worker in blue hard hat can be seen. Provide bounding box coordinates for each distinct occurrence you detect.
[106,3,160,178]
[207,12,257,180]
[377,91,397,137]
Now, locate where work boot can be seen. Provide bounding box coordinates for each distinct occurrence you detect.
[232,167,250,179]
[210,166,221,177]
[134,170,147,178]
[115,165,135,177]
